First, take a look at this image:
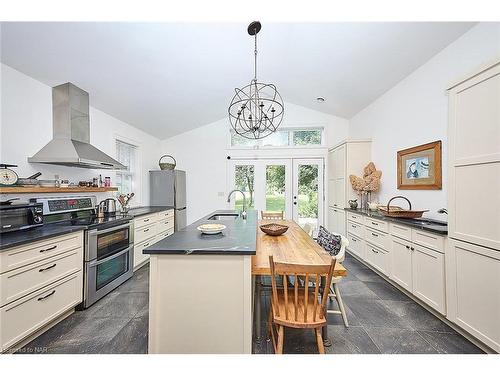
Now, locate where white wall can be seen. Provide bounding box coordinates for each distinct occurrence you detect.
[348,23,500,219]
[0,63,161,206]
[160,102,349,224]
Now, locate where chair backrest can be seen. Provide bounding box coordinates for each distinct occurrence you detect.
[261,211,284,220]
[302,223,313,237]
[269,255,336,324]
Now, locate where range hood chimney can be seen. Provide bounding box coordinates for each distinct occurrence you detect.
[28,83,126,170]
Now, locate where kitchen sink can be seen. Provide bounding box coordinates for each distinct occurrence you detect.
[207,213,240,221]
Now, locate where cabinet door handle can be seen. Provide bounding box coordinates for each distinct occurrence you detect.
[405,245,410,249]
[411,247,415,251]
[371,248,379,254]
[371,233,378,237]
[144,228,149,232]
[40,245,57,253]
[37,290,56,301]
[39,263,57,272]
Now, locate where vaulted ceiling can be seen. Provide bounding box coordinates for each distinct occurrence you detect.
[1,22,475,139]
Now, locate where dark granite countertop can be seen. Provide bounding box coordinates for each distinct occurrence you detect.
[144,209,257,255]
[125,206,174,218]
[0,225,85,251]
[344,207,448,235]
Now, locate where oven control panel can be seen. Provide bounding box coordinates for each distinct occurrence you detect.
[35,196,97,215]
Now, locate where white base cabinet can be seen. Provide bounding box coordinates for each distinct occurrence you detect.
[390,236,413,292]
[133,210,175,269]
[446,239,500,352]
[328,207,346,236]
[0,231,84,352]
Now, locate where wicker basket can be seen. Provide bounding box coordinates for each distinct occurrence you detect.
[379,196,428,218]
[260,223,289,236]
[158,155,176,170]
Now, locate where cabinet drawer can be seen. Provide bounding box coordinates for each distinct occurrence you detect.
[156,217,175,233]
[412,229,445,253]
[390,223,412,241]
[133,239,153,268]
[366,243,390,275]
[347,221,364,238]
[0,271,82,352]
[364,217,388,233]
[347,212,363,225]
[134,223,157,244]
[155,227,175,243]
[347,233,365,259]
[158,210,174,220]
[134,213,159,229]
[0,247,83,307]
[365,227,389,250]
[0,232,83,274]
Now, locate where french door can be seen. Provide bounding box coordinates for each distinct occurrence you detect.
[228,158,324,232]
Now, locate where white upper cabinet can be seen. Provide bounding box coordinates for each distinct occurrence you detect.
[448,61,500,251]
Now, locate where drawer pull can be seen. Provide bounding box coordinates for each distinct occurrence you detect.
[351,225,356,228]
[351,238,357,242]
[405,245,410,249]
[144,243,150,247]
[39,263,57,272]
[371,222,378,226]
[371,248,379,254]
[144,219,150,223]
[371,233,379,237]
[144,228,150,233]
[411,247,415,251]
[37,290,56,301]
[40,245,57,253]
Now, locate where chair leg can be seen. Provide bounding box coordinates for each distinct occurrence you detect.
[315,328,325,354]
[334,282,349,328]
[268,308,276,351]
[276,326,284,354]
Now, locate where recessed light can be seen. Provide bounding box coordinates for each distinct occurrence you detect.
[316,97,325,102]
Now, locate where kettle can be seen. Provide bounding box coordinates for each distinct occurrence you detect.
[99,198,116,216]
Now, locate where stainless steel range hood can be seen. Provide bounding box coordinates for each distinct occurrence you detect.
[28,83,126,170]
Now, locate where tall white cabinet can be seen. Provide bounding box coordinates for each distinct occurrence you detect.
[446,60,500,352]
[327,140,371,236]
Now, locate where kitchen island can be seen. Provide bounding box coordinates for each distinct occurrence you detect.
[143,209,257,354]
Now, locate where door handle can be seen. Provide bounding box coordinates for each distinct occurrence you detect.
[37,290,56,301]
[293,202,297,205]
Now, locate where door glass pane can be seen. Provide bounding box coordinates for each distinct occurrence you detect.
[233,165,255,211]
[266,165,286,212]
[297,164,319,232]
[96,252,129,290]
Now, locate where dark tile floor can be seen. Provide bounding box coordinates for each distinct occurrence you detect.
[18,254,484,354]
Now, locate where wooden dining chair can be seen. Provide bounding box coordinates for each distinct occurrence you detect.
[261,211,284,220]
[267,255,336,354]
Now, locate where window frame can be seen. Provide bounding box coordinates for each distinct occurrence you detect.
[115,138,139,196]
[228,126,325,149]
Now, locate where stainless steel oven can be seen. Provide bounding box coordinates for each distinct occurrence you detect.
[83,221,134,308]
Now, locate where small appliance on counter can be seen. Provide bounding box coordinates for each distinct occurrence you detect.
[0,199,44,233]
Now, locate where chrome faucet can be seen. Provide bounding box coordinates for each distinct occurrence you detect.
[227,189,247,220]
[437,208,448,215]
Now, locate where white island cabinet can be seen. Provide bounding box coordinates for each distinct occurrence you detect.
[145,210,255,354]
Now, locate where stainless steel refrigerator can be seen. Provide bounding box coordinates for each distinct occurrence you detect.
[150,170,187,231]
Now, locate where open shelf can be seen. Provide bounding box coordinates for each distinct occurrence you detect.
[0,186,119,194]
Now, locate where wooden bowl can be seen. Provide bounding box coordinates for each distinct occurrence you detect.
[260,223,289,236]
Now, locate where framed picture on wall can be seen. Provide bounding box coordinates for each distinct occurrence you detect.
[397,140,442,190]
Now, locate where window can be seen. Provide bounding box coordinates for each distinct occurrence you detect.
[230,128,323,148]
[115,140,137,195]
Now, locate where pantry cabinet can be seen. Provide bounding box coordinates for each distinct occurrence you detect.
[328,207,346,237]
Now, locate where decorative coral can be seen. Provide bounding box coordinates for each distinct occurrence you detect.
[349,162,382,193]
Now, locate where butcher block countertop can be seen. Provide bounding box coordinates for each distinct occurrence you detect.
[252,219,347,277]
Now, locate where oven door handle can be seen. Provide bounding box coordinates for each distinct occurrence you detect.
[88,222,132,237]
[88,245,133,267]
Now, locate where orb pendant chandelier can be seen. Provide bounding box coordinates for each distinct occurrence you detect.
[228,21,284,140]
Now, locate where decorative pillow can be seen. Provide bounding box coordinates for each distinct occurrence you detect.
[316,226,342,256]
